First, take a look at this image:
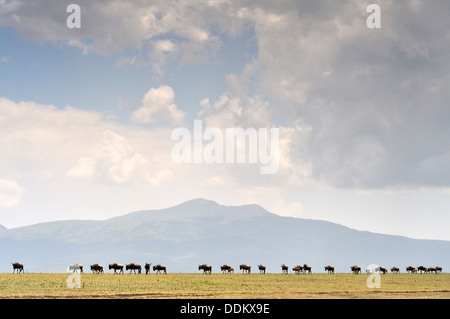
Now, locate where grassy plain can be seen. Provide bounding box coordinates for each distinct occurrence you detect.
[0,272,448,299]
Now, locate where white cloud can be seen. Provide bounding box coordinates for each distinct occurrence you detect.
[0,179,25,208]
[199,93,271,129]
[131,85,185,125]
[149,40,178,76]
[68,129,174,186]
[0,97,105,176]
[197,93,314,187]
[0,97,175,187]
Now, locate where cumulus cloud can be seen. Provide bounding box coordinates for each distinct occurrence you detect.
[132,85,185,125]
[149,40,178,76]
[198,93,313,186]
[68,130,174,186]
[0,97,104,176]
[199,94,270,129]
[0,97,175,187]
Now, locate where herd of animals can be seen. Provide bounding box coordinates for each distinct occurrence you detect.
[10,262,443,275]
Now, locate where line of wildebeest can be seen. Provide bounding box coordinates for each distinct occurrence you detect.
[9,262,444,275]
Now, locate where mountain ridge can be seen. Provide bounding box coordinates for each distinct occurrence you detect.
[107,198,273,222]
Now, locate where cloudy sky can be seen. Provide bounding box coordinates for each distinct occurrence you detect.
[1,0,449,240]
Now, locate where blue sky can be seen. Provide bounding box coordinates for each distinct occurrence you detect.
[0,26,254,121]
[1,0,450,241]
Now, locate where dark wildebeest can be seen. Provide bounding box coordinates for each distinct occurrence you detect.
[379,267,388,274]
[406,266,418,273]
[351,265,361,274]
[109,263,124,274]
[292,265,303,274]
[258,264,266,274]
[69,264,83,273]
[324,265,335,274]
[220,264,232,273]
[281,264,288,274]
[90,264,103,274]
[228,267,234,273]
[153,264,167,274]
[12,262,24,274]
[435,266,442,273]
[145,263,152,275]
[126,263,141,274]
[391,267,400,274]
[417,265,427,274]
[428,267,437,274]
[199,264,212,274]
[239,264,251,274]
[303,264,312,274]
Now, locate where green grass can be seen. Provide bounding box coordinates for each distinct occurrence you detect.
[0,273,448,299]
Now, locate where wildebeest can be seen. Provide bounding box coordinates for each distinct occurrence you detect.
[406,266,415,273]
[258,264,266,274]
[324,265,335,274]
[239,264,251,274]
[109,263,124,274]
[281,264,288,274]
[220,264,232,273]
[69,264,83,273]
[303,264,312,274]
[417,265,427,274]
[153,264,167,274]
[435,266,443,273]
[292,265,303,274]
[350,265,361,274]
[378,266,388,274]
[227,267,234,273]
[406,266,418,273]
[199,264,212,274]
[12,262,24,274]
[126,263,141,274]
[145,263,152,275]
[391,267,400,274]
[90,264,103,274]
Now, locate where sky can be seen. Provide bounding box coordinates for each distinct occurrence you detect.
[0,0,449,240]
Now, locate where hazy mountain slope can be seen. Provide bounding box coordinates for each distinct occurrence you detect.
[0,199,448,273]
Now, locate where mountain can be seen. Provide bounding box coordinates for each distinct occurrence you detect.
[0,198,449,273]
